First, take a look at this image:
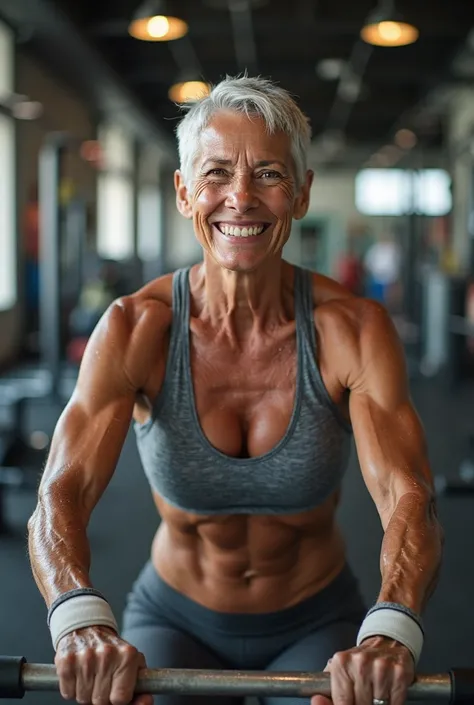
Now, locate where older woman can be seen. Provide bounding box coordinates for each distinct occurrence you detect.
[28,76,443,705]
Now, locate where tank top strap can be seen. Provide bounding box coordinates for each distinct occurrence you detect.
[294,266,318,355]
[160,266,192,395]
[172,266,192,330]
[294,267,351,431]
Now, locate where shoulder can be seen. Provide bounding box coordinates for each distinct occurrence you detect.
[124,272,174,328]
[309,274,401,388]
[85,273,176,390]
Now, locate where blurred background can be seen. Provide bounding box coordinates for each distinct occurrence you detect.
[1,0,474,702]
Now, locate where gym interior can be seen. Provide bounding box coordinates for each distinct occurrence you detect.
[1,0,474,703]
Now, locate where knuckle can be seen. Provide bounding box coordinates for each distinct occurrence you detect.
[374,656,390,673]
[335,695,353,705]
[110,689,134,705]
[78,649,96,668]
[118,643,138,662]
[92,695,110,705]
[97,643,117,665]
[331,651,346,667]
[59,688,75,701]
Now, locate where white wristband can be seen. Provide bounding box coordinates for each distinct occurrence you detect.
[356,608,424,664]
[49,595,119,651]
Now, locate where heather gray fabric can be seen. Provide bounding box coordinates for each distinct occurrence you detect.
[122,561,366,705]
[134,266,352,514]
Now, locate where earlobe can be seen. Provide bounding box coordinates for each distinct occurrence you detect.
[293,170,314,220]
[174,170,193,219]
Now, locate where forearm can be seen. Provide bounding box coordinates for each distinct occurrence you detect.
[377,491,443,614]
[28,488,93,607]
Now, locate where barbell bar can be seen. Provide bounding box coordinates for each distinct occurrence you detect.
[2,657,474,702]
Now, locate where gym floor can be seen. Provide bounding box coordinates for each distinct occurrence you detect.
[1,372,473,705]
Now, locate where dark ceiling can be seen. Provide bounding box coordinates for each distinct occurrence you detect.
[2,0,474,164]
[49,0,474,155]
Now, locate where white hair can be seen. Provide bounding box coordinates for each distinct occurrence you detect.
[175,75,312,188]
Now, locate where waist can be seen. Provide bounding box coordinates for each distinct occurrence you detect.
[151,519,348,613]
[131,557,366,636]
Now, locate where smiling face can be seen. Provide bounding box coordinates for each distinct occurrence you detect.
[175,110,313,272]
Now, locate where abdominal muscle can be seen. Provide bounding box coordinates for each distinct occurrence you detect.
[150,491,347,613]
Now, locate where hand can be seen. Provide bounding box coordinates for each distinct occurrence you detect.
[311,637,415,705]
[55,625,153,705]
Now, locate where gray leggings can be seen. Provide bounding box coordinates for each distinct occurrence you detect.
[122,561,367,705]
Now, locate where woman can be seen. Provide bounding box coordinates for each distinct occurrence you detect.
[28,76,443,705]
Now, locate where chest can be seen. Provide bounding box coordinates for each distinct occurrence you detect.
[189,324,297,457]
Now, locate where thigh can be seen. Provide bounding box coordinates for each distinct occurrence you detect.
[263,620,360,705]
[123,624,242,705]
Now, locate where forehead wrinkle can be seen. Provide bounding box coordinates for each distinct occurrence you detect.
[193,115,295,177]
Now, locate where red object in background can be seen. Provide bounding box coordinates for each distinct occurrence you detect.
[337,253,363,294]
[67,337,89,364]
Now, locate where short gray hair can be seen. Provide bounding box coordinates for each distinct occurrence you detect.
[175,75,312,188]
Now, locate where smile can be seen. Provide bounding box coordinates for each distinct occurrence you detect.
[215,223,269,238]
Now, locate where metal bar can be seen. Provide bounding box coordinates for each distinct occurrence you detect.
[21,665,452,700]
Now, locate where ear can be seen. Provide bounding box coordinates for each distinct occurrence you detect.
[293,170,314,221]
[174,170,193,219]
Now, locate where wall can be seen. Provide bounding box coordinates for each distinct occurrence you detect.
[0,50,96,367]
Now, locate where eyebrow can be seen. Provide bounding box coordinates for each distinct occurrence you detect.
[201,158,288,170]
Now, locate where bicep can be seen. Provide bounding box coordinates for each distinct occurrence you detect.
[348,306,433,522]
[39,302,137,518]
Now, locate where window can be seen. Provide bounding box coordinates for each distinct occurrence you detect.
[355,168,452,216]
[0,20,16,311]
[97,173,134,260]
[138,186,162,261]
[97,125,134,260]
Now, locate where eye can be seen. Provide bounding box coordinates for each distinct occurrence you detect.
[206,168,228,177]
[258,170,282,179]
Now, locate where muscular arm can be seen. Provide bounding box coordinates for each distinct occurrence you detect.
[28,298,165,606]
[347,302,443,614]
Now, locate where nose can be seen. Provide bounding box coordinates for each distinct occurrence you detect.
[224,174,259,213]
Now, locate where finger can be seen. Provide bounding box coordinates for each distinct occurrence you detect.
[131,653,153,705]
[388,663,411,705]
[132,696,154,705]
[91,667,113,705]
[55,655,76,701]
[330,653,355,705]
[311,696,333,705]
[109,660,138,705]
[75,651,96,705]
[349,652,372,705]
[372,658,391,704]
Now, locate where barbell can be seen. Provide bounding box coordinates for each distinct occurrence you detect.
[1,657,474,702]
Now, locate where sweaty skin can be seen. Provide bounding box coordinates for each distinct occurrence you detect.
[28,111,443,705]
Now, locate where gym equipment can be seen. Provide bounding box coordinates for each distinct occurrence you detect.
[0,133,77,535]
[1,658,474,702]
[0,386,49,535]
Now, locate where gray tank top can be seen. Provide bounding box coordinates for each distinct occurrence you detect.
[134,266,352,515]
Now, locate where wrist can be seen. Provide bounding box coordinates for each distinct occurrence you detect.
[357,603,424,664]
[359,635,412,652]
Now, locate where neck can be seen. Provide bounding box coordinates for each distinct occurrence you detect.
[191,256,294,340]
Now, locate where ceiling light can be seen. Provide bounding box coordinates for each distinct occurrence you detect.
[361,2,419,47]
[128,0,188,41]
[168,80,211,104]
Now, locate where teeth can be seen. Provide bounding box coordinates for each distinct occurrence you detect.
[218,224,265,237]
